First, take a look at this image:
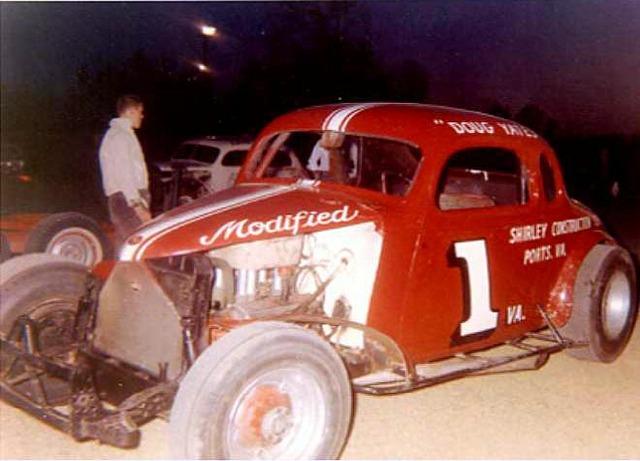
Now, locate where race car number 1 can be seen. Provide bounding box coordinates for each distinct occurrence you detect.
[454,240,499,336]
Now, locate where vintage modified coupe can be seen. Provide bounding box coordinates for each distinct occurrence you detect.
[0,103,637,459]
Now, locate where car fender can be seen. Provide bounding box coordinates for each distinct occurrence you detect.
[91,259,117,281]
[545,229,616,328]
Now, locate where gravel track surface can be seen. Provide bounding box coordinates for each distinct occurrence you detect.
[1,326,639,459]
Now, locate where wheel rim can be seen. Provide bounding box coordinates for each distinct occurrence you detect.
[32,300,78,356]
[4,298,78,358]
[44,227,103,266]
[601,270,632,341]
[1,298,78,405]
[224,365,327,459]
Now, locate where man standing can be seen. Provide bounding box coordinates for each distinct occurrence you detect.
[99,95,151,241]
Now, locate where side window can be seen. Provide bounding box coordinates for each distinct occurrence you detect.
[173,143,196,160]
[192,146,220,164]
[221,150,248,167]
[438,148,526,210]
[540,154,557,201]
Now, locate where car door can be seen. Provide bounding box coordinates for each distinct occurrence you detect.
[401,146,547,363]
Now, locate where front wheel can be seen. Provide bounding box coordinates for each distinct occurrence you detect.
[560,245,638,362]
[169,321,353,459]
[0,254,89,404]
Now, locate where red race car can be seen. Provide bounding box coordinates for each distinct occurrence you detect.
[1,103,637,459]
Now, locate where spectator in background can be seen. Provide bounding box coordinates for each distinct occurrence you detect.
[98,95,151,242]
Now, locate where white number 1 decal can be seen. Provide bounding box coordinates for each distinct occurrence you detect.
[454,240,498,336]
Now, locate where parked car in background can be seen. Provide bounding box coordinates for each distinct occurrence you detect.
[0,156,112,266]
[152,136,252,211]
[0,212,112,266]
[1,104,636,459]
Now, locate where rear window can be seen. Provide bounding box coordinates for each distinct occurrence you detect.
[437,148,527,210]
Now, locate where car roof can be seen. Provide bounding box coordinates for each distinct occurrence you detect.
[257,103,551,155]
[181,136,252,150]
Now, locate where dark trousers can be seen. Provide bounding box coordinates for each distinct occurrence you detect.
[107,192,144,243]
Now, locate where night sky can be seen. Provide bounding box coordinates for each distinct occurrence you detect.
[1,1,639,134]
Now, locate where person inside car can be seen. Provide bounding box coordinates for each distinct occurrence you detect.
[307,132,357,184]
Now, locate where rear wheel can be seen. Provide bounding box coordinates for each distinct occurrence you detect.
[169,321,353,459]
[560,245,638,362]
[25,212,112,267]
[0,254,88,404]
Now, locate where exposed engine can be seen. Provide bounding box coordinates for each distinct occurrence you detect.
[91,222,383,381]
[208,234,338,320]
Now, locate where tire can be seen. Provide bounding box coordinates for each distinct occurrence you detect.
[169,321,353,460]
[25,212,112,267]
[0,254,89,404]
[560,245,638,362]
[0,233,11,263]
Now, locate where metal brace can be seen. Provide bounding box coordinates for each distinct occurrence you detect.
[536,303,569,345]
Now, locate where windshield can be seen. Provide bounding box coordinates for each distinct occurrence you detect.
[249,131,421,197]
[173,143,220,164]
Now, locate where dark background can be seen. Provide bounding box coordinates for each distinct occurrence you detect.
[1,2,638,250]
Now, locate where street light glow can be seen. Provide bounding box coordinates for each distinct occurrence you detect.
[201,25,217,37]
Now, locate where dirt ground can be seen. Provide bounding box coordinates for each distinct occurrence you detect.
[1,325,639,459]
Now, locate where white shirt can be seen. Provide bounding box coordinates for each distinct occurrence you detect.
[307,142,331,172]
[307,140,358,177]
[99,117,149,206]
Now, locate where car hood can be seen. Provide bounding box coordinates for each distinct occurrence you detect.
[119,181,383,261]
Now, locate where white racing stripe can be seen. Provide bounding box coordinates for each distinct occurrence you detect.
[119,184,295,261]
[322,103,384,132]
